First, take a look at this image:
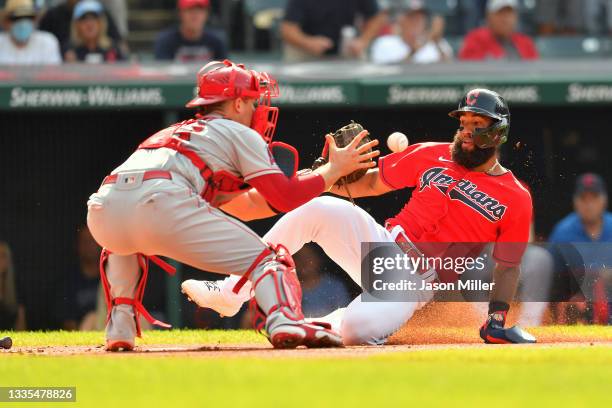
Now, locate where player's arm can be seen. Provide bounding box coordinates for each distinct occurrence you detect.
[220,188,277,221]
[225,133,378,218]
[327,168,393,197]
[327,142,427,198]
[479,197,535,344]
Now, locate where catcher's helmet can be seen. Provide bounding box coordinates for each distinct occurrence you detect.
[448,89,510,148]
[186,59,280,142]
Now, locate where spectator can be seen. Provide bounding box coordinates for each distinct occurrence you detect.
[459,0,538,61]
[280,0,387,62]
[370,0,453,64]
[56,226,101,330]
[99,0,127,38]
[584,0,612,35]
[39,0,123,53]
[0,0,61,65]
[536,0,583,36]
[551,174,612,243]
[0,241,26,330]
[154,0,226,62]
[64,0,126,63]
[548,173,612,324]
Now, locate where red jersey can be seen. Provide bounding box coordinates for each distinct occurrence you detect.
[379,142,532,267]
[458,27,539,61]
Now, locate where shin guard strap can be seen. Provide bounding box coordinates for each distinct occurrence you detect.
[232,247,273,294]
[99,249,172,338]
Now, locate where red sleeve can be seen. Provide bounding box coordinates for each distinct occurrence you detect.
[459,31,485,60]
[516,35,539,60]
[378,143,433,189]
[248,172,325,213]
[492,190,532,266]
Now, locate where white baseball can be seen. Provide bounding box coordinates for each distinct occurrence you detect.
[387,132,409,153]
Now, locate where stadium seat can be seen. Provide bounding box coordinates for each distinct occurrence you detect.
[446,36,464,55]
[535,36,612,59]
[426,0,459,16]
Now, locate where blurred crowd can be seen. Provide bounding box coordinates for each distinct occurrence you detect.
[2,0,612,65]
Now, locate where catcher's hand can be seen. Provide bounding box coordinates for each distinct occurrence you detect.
[312,121,376,185]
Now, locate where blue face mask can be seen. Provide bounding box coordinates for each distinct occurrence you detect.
[11,19,35,44]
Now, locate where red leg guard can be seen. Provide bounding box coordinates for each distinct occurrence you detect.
[99,249,173,337]
[248,244,305,333]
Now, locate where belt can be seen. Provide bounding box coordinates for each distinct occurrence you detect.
[386,223,438,283]
[102,170,172,185]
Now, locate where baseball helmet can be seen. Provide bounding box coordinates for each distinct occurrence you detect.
[448,88,510,148]
[186,59,280,142]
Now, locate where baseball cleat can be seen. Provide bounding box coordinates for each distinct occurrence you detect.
[105,340,134,352]
[181,279,245,317]
[269,322,343,349]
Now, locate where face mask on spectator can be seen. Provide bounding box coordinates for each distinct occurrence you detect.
[11,18,34,44]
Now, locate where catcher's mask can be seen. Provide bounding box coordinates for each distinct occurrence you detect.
[186,59,280,143]
[448,88,510,149]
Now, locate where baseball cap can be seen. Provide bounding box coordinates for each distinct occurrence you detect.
[575,173,607,196]
[73,0,104,20]
[178,0,210,9]
[487,0,518,13]
[402,0,427,13]
[3,0,36,19]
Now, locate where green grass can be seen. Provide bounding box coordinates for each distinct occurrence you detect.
[1,328,611,407]
[0,329,267,347]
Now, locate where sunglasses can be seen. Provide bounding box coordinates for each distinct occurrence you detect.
[8,15,35,22]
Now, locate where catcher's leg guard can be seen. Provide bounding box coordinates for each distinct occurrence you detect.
[100,249,173,351]
[240,244,343,349]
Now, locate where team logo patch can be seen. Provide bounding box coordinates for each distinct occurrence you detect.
[466,90,480,106]
[419,167,507,222]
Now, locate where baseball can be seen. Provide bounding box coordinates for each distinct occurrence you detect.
[387,132,409,153]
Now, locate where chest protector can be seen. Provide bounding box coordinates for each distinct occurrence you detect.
[138,119,250,207]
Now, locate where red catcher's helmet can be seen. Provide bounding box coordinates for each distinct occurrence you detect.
[186,59,280,143]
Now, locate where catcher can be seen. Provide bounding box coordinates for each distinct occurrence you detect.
[86,59,379,351]
[182,89,536,345]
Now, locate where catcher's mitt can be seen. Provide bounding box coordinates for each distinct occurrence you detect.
[312,121,372,185]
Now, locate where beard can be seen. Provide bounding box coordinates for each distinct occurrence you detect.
[451,133,496,169]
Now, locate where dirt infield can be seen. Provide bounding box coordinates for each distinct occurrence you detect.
[4,303,610,358]
[6,340,611,358]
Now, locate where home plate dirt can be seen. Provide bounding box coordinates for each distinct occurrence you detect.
[5,303,610,358]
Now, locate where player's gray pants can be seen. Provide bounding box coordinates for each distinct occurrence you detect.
[87,172,296,334]
[263,196,433,345]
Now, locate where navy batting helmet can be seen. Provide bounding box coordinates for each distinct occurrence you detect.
[449,89,510,148]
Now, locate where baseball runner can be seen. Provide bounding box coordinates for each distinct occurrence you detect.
[86,59,379,351]
[182,89,537,345]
